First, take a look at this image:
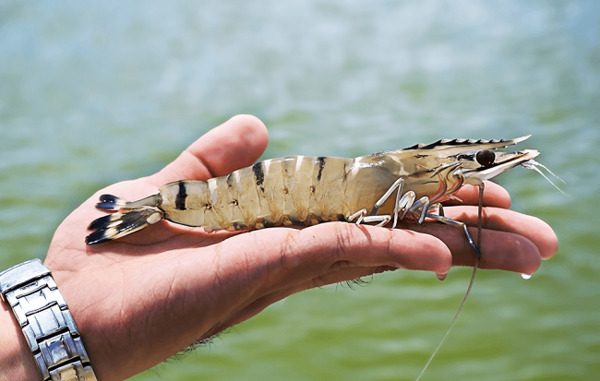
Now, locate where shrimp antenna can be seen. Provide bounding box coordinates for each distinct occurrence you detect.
[415,182,484,381]
[521,160,566,196]
[415,263,478,381]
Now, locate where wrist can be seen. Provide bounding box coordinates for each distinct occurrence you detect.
[0,301,40,380]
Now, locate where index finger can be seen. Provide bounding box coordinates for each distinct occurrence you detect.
[444,181,511,209]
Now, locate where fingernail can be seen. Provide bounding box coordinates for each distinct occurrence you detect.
[436,273,447,281]
[521,273,533,280]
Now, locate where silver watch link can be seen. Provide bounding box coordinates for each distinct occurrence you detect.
[0,259,97,381]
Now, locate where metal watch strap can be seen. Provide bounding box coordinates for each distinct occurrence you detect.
[0,259,97,381]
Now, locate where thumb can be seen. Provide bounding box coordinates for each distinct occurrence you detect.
[150,114,269,185]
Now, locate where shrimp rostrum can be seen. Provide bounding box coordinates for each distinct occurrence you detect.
[86,135,543,248]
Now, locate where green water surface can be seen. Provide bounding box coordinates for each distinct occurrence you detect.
[1,1,598,380]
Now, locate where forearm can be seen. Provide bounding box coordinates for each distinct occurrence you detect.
[0,303,40,380]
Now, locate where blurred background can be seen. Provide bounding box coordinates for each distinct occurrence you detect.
[1,1,598,380]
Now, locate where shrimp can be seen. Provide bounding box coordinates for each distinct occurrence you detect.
[86,135,541,247]
[86,134,554,379]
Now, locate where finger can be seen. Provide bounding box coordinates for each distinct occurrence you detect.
[443,181,511,208]
[436,205,558,260]
[297,223,453,274]
[213,223,453,295]
[150,114,269,184]
[398,222,542,275]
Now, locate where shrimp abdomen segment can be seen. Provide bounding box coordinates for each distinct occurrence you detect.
[160,155,355,231]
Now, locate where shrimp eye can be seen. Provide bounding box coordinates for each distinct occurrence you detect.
[475,149,495,168]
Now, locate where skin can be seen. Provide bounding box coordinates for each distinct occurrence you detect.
[0,115,558,381]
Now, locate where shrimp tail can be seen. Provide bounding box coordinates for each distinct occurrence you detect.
[86,194,163,245]
[95,194,128,210]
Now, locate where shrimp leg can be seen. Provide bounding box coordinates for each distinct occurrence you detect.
[347,177,409,227]
[348,176,481,258]
[425,211,481,257]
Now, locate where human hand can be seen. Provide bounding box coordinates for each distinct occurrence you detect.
[36,115,557,380]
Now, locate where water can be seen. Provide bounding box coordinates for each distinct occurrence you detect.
[1,1,598,380]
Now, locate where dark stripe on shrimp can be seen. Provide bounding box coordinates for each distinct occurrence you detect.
[316,156,326,181]
[252,162,265,192]
[225,173,234,188]
[175,181,187,210]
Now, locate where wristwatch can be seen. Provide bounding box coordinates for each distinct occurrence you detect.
[0,259,97,381]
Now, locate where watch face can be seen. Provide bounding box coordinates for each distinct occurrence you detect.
[0,259,48,296]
